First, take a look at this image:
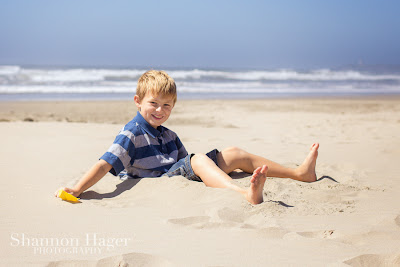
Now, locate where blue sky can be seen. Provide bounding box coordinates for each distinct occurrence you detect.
[0,0,399,69]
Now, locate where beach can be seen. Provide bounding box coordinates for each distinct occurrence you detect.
[1,97,400,266]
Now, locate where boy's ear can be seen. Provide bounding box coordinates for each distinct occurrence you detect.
[134,95,141,109]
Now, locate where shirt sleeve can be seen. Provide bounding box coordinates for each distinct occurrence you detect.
[100,130,136,176]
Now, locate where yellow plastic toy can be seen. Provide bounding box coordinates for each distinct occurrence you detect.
[57,189,81,203]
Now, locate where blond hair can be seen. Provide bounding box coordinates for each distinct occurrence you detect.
[136,70,177,103]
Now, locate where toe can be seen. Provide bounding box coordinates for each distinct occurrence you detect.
[260,165,268,174]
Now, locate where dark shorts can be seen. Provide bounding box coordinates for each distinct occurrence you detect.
[163,149,219,182]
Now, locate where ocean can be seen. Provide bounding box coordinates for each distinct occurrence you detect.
[1,65,400,101]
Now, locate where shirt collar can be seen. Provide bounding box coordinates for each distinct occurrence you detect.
[135,111,164,138]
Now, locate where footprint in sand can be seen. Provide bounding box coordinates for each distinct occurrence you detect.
[256,227,289,239]
[167,208,252,229]
[168,216,210,226]
[217,207,246,223]
[296,230,338,239]
[167,215,241,229]
[168,216,240,229]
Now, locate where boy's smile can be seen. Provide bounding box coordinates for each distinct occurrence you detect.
[134,93,175,129]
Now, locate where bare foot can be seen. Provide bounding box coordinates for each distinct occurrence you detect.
[246,165,268,205]
[296,143,319,182]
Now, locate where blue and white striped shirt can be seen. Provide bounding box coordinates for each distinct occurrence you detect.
[100,111,188,179]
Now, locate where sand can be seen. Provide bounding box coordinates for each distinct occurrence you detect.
[1,97,400,266]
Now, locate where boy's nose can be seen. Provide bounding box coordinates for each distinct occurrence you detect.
[156,106,162,112]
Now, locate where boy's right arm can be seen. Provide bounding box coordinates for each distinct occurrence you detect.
[55,159,112,198]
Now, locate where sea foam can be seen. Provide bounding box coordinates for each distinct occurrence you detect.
[1,66,399,99]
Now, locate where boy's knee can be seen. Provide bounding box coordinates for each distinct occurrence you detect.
[223,146,246,158]
[191,153,209,167]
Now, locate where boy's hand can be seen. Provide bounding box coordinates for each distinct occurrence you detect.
[54,160,112,199]
[54,187,81,198]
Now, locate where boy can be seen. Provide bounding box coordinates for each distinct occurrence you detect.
[55,70,319,205]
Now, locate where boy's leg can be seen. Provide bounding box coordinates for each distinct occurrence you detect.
[190,153,268,205]
[216,143,319,182]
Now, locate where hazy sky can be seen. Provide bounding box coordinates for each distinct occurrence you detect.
[1,0,399,69]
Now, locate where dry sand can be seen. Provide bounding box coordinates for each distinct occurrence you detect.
[1,97,400,266]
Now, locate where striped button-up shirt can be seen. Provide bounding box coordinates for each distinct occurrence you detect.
[100,111,188,178]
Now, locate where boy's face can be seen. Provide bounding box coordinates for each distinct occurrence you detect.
[134,93,175,129]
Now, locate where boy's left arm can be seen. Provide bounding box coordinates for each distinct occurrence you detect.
[175,135,188,159]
